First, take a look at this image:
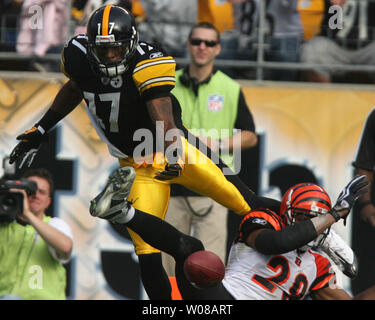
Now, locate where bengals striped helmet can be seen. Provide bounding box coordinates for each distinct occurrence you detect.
[87,5,138,77]
[280,183,332,225]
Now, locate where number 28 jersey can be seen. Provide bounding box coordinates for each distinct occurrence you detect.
[60,34,184,158]
[222,210,336,300]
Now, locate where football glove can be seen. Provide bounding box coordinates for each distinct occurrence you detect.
[330,175,369,224]
[9,125,47,169]
[312,228,358,279]
[155,161,184,181]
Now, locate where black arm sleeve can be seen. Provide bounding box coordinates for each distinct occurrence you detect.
[352,108,375,171]
[234,90,255,132]
[37,109,66,132]
[37,80,83,132]
[254,219,318,255]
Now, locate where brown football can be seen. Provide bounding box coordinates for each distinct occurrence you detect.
[183,250,225,289]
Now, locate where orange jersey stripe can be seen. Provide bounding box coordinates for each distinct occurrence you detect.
[310,251,336,291]
[102,4,113,35]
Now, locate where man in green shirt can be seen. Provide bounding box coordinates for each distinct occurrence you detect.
[162,22,258,276]
[0,168,73,300]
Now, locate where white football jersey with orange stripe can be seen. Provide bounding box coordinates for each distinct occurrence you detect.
[222,210,336,300]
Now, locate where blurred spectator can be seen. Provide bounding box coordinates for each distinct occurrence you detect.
[16,0,68,72]
[351,108,375,295]
[70,0,91,33]
[71,0,102,35]
[129,0,145,23]
[71,0,106,35]
[0,0,23,52]
[301,0,375,83]
[198,0,235,33]
[298,0,325,41]
[218,0,304,81]
[137,0,197,58]
[71,0,143,35]
[0,168,73,300]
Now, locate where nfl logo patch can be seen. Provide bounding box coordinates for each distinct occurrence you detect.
[207,94,224,112]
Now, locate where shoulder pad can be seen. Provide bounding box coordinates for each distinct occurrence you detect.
[61,35,90,79]
[131,41,176,97]
[133,41,169,64]
[236,209,283,243]
[240,209,284,231]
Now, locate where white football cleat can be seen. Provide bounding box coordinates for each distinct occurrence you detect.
[314,228,358,279]
[90,166,136,223]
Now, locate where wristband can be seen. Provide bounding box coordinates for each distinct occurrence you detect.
[357,200,372,211]
[36,125,45,134]
[329,209,341,222]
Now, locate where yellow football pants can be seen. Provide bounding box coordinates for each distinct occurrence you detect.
[119,137,251,255]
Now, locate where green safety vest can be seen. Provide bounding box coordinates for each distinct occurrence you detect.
[172,69,241,170]
[0,216,67,300]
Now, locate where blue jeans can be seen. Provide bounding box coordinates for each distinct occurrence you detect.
[218,33,302,81]
[267,36,302,81]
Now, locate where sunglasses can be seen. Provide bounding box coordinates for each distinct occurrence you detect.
[189,38,219,47]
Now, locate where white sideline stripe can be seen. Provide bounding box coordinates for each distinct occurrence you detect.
[139,77,175,90]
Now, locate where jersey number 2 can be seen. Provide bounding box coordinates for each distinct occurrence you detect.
[252,256,308,300]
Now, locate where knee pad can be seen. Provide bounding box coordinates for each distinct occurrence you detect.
[176,234,204,261]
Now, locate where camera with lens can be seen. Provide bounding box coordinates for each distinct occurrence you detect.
[0,157,37,223]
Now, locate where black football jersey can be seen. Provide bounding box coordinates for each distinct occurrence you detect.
[320,0,375,48]
[61,34,183,157]
[353,108,375,171]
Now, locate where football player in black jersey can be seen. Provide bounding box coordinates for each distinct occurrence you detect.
[8,5,278,300]
[302,0,375,82]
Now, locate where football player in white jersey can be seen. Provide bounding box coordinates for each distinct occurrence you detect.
[89,167,375,300]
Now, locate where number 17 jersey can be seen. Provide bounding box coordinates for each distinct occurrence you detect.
[60,34,184,158]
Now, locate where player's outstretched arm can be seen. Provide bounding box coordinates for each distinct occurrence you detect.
[312,174,369,233]
[9,80,83,168]
[49,79,83,116]
[247,176,369,255]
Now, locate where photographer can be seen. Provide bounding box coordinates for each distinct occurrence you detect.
[0,168,73,300]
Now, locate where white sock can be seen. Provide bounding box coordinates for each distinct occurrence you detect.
[113,205,135,224]
[124,206,135,223]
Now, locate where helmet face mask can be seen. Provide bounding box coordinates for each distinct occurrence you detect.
[292,208,321,223]
[281,182,332,226]
[92,43,129,64]
[280,183,332,251]
[86,5,138,77]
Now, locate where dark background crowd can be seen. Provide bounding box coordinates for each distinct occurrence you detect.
[1,0,375,84]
